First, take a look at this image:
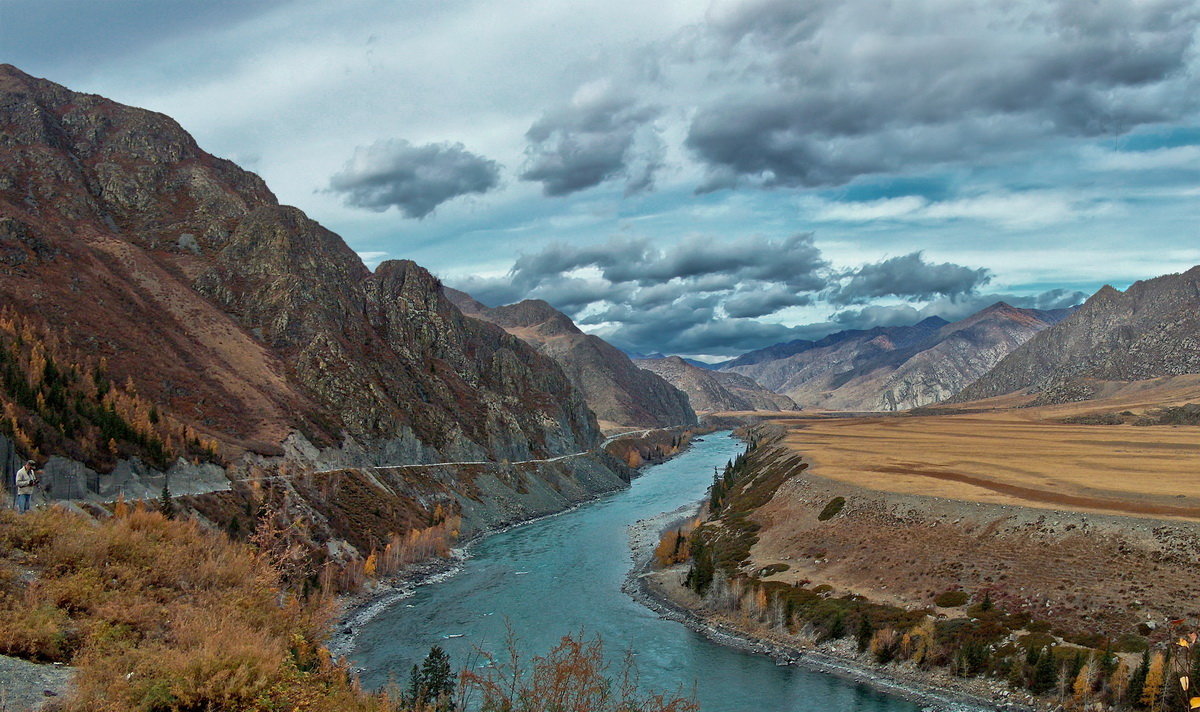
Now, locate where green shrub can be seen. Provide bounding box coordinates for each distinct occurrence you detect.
[1113,633,1150,652]
[934,590,969,607]
[817,497,846,521]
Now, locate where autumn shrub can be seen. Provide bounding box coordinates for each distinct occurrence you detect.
[464,631,698,712]
[0,507,393,712]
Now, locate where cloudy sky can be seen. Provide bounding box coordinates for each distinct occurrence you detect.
[5,0,1199,357]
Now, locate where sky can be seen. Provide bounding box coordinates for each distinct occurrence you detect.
[3,0,1199,358]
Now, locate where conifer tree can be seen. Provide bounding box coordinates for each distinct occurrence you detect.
[856,616,874,653]
[407,645,456,711]
[1128,650,1150,706]
[1140,652,1164,709]
[1031,647,1058,694]
[158,477,175,520]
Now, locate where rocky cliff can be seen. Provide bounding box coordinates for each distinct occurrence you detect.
[955,267,1200,403]
[722,304,1071,411]
[635,356,797,413]
[446,290,697,429]
[0,64,600,471]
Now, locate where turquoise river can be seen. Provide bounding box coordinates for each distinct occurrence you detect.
[349,431,927,711]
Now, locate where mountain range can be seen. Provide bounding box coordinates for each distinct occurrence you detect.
[719,303,1073,411]
[635,356,798,413]
[954,266,1200,404]
[445,290,697,430]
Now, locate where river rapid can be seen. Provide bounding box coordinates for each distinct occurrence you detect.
[349,431,924,712]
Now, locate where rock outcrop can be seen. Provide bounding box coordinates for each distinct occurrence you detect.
[446,290,697,429]
[722,304,1072,411]
[955,267,1200,403]
[0,64,599,468]
[636,356,798,413]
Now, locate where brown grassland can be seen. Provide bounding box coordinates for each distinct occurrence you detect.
[753,375,1200,521]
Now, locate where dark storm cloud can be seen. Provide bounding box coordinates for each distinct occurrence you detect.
[328,140,500,219]
[597,315,833,357]
[831,252,991,305]
[723,287,812,318]
[446,231,1086,356]
[506,233,827,292]
[520,91,662,197]
[683,0,1200,189]
[446,232,833,355]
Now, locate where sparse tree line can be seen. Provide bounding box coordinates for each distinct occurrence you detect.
[0,308,219,474]
[677,537,1196,709]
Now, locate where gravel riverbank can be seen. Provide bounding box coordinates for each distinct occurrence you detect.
[623,505,1048,712]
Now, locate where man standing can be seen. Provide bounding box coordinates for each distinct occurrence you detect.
[14,460,38,513]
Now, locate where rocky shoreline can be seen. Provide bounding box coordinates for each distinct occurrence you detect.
[622,505,1046,712]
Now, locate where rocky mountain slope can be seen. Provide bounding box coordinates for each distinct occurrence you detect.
[635,356,797,413]
[446,290,696,429]
[0,64,602,472]
[722,304,1072,411]
[955,266,1200,404]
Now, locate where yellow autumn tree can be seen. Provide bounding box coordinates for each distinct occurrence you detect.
[1141,651,1165,708]
[900,617,936,666]
[1108,659,1130,704]
[1072,662,1092,707]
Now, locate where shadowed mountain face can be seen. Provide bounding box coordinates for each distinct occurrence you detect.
[722,304,1073,411]
[0,64,599,462]
[955,267,1200,404]
[446,290,697,429]
[635,356,798,413]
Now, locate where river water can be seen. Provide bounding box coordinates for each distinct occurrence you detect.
[350,431,923,711]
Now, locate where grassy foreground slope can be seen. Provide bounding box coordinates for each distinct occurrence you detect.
[0,507,388,712]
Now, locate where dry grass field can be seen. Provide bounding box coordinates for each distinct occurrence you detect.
[749,375,1200,521]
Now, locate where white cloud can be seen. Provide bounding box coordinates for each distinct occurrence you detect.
[810,191,1110,228]
[1087,145,1200,171]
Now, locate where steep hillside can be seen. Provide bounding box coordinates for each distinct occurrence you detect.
[955,267,1200,403]
[0,64,600,473]
[722,305,1071,411]
[446,290,697,429]
[636,356,797,413]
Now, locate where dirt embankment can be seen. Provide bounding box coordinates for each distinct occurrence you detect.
[625,502,1037,712]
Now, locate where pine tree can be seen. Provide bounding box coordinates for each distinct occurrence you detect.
[407,645,456,711]
[827,611,846,641]
[158,478,175,520]
[1031,647,1058,694]
[856,615,874,653]
[1128,650,1150,706]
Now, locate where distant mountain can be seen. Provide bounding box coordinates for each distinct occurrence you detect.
[722,305,1072,411]
[720,338,817,370]
[447,291,697,429]
[625,351,721,370]
[955,267,1200,404]
[636,356,799,413]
